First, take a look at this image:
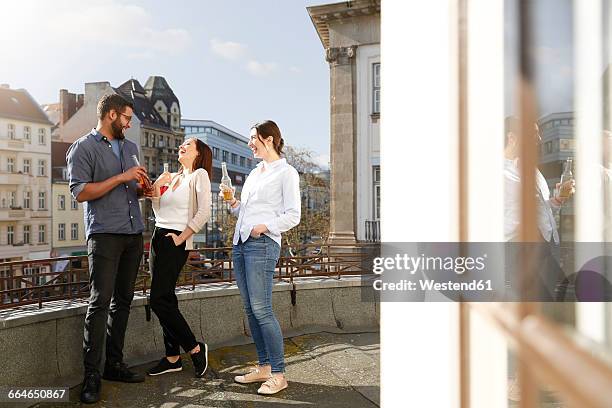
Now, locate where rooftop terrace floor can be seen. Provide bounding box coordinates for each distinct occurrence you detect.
[36,331,380,408]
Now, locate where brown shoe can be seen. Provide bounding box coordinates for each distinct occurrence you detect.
[234,365,271,384]
[257,374,288,395]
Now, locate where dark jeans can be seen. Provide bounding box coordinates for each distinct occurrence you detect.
[83,233,144,374]
[149,227,198,356]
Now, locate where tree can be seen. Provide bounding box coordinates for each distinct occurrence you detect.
[283,146,330,254]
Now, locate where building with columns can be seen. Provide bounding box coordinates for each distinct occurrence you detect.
[308,0,381,243]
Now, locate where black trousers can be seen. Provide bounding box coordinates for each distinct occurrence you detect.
[84,233,144,374]
[149,227,199,356]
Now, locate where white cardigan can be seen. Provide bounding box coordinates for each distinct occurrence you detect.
[150,168,211,250]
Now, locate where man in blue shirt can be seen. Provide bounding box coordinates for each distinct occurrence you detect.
[67,94,150,404]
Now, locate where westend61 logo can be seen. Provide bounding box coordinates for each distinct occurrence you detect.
[372,253,487,275]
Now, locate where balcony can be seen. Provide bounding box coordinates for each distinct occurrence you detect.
[0,246,379,404]
[0,207,31,220]
[0,172,31,185]
[0,138,25,150]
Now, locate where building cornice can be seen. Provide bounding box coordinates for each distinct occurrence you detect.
[307,0,381,49]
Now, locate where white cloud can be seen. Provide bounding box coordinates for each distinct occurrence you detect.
[0,0,192,61]
[246,60,278,77]
[210,38,248,61]
[289,66,302,74]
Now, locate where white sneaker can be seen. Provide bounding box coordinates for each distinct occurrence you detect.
[234,365,271,384]
[257,374,288,395]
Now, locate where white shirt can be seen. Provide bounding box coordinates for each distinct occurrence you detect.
[231,158,301,246]
[154,173,192,231]
[504,159,560,242]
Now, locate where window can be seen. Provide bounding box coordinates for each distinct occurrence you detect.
[7,123,15,139]
[559,138,575,152]
[71,223,78,240]
[38,191,46,210]
[373,166,380,220]
[7,158,14,173]
[23,159,30,174]
[231,153,238,165]
[38,128,46,145]
[38,160,46,176]
[7,226,14,245]
[240,156,245,167]
[175,138,181,148]
[213,147,219,160]
[145,156,150,171]
[23,225,30,244]
[62,168,68,180]
[23,191,30,209]
[222,150,229,162]
[58,195,65,210]
[70,197,78,210]
[373,62,381,114]
[247,158,252,168]
[58,223,65,241]
[144,132,149,147]
[23,126,30,141]
[38,225,45,243]
[9,191,16,208]
[544,141,553,154]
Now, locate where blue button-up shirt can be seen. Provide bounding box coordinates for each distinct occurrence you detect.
[66,129,144,239]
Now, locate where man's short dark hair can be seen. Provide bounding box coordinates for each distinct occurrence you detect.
[97,94,134,120]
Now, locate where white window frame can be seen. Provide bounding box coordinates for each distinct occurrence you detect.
[38,128,46,145]
[7,157,14,173]
[71,223,78,240]
[23,159,30,174]
[38,191,46,210]
[58,195,65,210]
[70,197,78,210]
[23,225,30,244]
[7,123,15,139]
[38,224,46,243]
[23,126,30,141]
[373,62,381,114]
[23,191,30,209]
[7,226,14,245]
[38,160,45,176]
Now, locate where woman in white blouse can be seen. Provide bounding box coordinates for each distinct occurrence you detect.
[221,120,301,395]
[146,138,212,379]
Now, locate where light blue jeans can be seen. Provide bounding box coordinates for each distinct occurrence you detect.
[233,235,284,373]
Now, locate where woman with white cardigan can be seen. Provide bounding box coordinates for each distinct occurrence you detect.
[146,137,212,378]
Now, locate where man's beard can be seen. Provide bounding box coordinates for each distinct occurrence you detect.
[111,118,126,140]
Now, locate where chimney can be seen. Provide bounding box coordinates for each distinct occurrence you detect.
[59,89,79,126]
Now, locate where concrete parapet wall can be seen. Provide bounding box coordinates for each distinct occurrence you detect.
[0,277,378,387]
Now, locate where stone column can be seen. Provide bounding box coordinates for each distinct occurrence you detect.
[326,46,357,244]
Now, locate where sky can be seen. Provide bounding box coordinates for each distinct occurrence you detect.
[0,0,331,168]
[504,0,574,118]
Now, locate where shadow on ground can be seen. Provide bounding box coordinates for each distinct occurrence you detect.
[34,331,379,408]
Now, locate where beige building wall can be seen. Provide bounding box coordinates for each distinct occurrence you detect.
[0,117,52,261]
[51,182,86,256]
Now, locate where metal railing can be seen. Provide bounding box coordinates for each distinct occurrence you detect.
[365,220,380,242]
[0,243,379,310]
